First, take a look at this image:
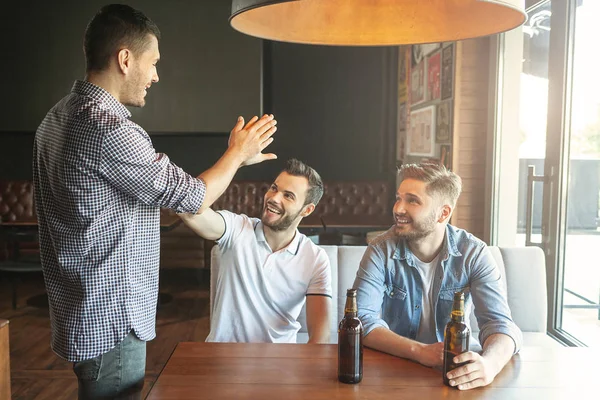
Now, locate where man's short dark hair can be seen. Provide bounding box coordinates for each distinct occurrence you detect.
[282,159,324,206]
[84,4,161,72]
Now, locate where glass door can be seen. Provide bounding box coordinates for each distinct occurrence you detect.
[543,0,600,346]
[496,0,599,346]
[515,1,551,248]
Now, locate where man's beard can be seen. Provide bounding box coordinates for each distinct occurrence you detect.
[121,68,147,107]
[394,210,437,241]
[262,207,302,232]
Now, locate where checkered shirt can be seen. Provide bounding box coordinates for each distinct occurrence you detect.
[33,80,206,362]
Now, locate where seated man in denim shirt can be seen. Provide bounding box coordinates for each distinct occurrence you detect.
[354,163,522,391]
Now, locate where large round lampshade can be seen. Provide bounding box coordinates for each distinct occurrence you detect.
[230,0,526,46]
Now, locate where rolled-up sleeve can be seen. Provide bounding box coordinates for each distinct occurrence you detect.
[470,245,523,354]
[353,245,390,336]
[100,124,205,213]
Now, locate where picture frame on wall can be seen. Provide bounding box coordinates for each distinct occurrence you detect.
[420,43,441,57]
[407,105,436,156]
[412,44,424,67]
[413,43,441,66]
[427,51,441,101]
[436,100,452,143]
[441,44,454,100]
[396,133,406,161]
[440,144,452,170]
[398,47,409,104]
[398,103,407,132]
[410,60,426,105]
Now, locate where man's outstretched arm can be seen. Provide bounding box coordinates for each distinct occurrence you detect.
[179,114,277,240]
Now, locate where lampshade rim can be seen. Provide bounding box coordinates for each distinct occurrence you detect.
[230,0,296,23]
[229,0,528,46]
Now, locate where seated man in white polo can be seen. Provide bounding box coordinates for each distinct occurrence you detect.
[179,159,332,343]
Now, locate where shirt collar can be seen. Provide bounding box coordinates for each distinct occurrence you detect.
[391,224,462,263]
[254,221,301,255]
[72,80,132,119]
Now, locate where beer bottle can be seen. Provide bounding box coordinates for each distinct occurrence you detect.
[338,288,363,384]
[443,291,470,386]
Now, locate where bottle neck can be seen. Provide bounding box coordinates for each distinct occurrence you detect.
[450,310,465,323]
[344,296,358,318]
[450,297,465,323]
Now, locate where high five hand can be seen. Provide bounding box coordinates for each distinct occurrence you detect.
[229,114,278,167]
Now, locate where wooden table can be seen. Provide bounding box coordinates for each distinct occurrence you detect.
[147,343,597,399]
[0,319,10,400]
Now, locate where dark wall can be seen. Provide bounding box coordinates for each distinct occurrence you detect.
[0,0,262,133]
[264,42,398,182]
[0,1,398,185]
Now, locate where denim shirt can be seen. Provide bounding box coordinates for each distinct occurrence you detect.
[354,224,522,353]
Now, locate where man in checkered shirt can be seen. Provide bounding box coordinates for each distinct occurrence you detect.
[32,4,277,399]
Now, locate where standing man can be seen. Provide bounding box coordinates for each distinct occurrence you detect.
[354,163,522,391]
[180,159,332,344]
[33,4,277,399]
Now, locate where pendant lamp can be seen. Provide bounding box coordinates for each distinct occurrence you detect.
[230,0,526,46]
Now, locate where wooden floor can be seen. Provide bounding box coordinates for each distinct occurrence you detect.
[0,267,211,400]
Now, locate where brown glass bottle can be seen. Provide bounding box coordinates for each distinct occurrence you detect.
[443,291,470,386]
[338,288,363,384]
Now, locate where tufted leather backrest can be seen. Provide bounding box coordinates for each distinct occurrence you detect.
[212,180,392,227]
[0,181,37,223]
[0,179,392,228]
[213,182,271,218]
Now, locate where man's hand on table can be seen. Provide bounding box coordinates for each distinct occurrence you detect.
[445,351,501,390]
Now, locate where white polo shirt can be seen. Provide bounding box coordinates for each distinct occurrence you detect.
[206,210,332,343]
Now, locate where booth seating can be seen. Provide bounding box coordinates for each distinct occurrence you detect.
[211,245,561,348]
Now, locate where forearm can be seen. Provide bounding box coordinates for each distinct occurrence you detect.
[481,333,515,375]
[363,327,422,362]
[197,149,244,213]
[306,296,332,344]
[307,327,330,344]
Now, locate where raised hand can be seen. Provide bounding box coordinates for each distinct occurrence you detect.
[228,114,277,167]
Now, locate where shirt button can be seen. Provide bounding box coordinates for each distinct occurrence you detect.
[390,291,394,296]
[415,305,420,309]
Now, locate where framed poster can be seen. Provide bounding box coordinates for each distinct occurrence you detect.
[440,144,452,170]
[412,44,424,67]
[410,60,426,105]
[420,43,441,57]
[427,51,441,101]
[441,44,454,100]
[413,43,440,66]
[398,47,409,104]
[436,100,452,143]
[398,103,407,132]
[407,106,436,156]
[396,133,406,161]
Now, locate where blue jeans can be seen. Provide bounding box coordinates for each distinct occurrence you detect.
[72,331,146,400]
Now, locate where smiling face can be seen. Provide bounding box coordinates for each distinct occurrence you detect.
[261,172,312,232]
[121,34,160,107]
[393,178,443,241]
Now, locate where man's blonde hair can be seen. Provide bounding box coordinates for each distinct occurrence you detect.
[397,163,462,207]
